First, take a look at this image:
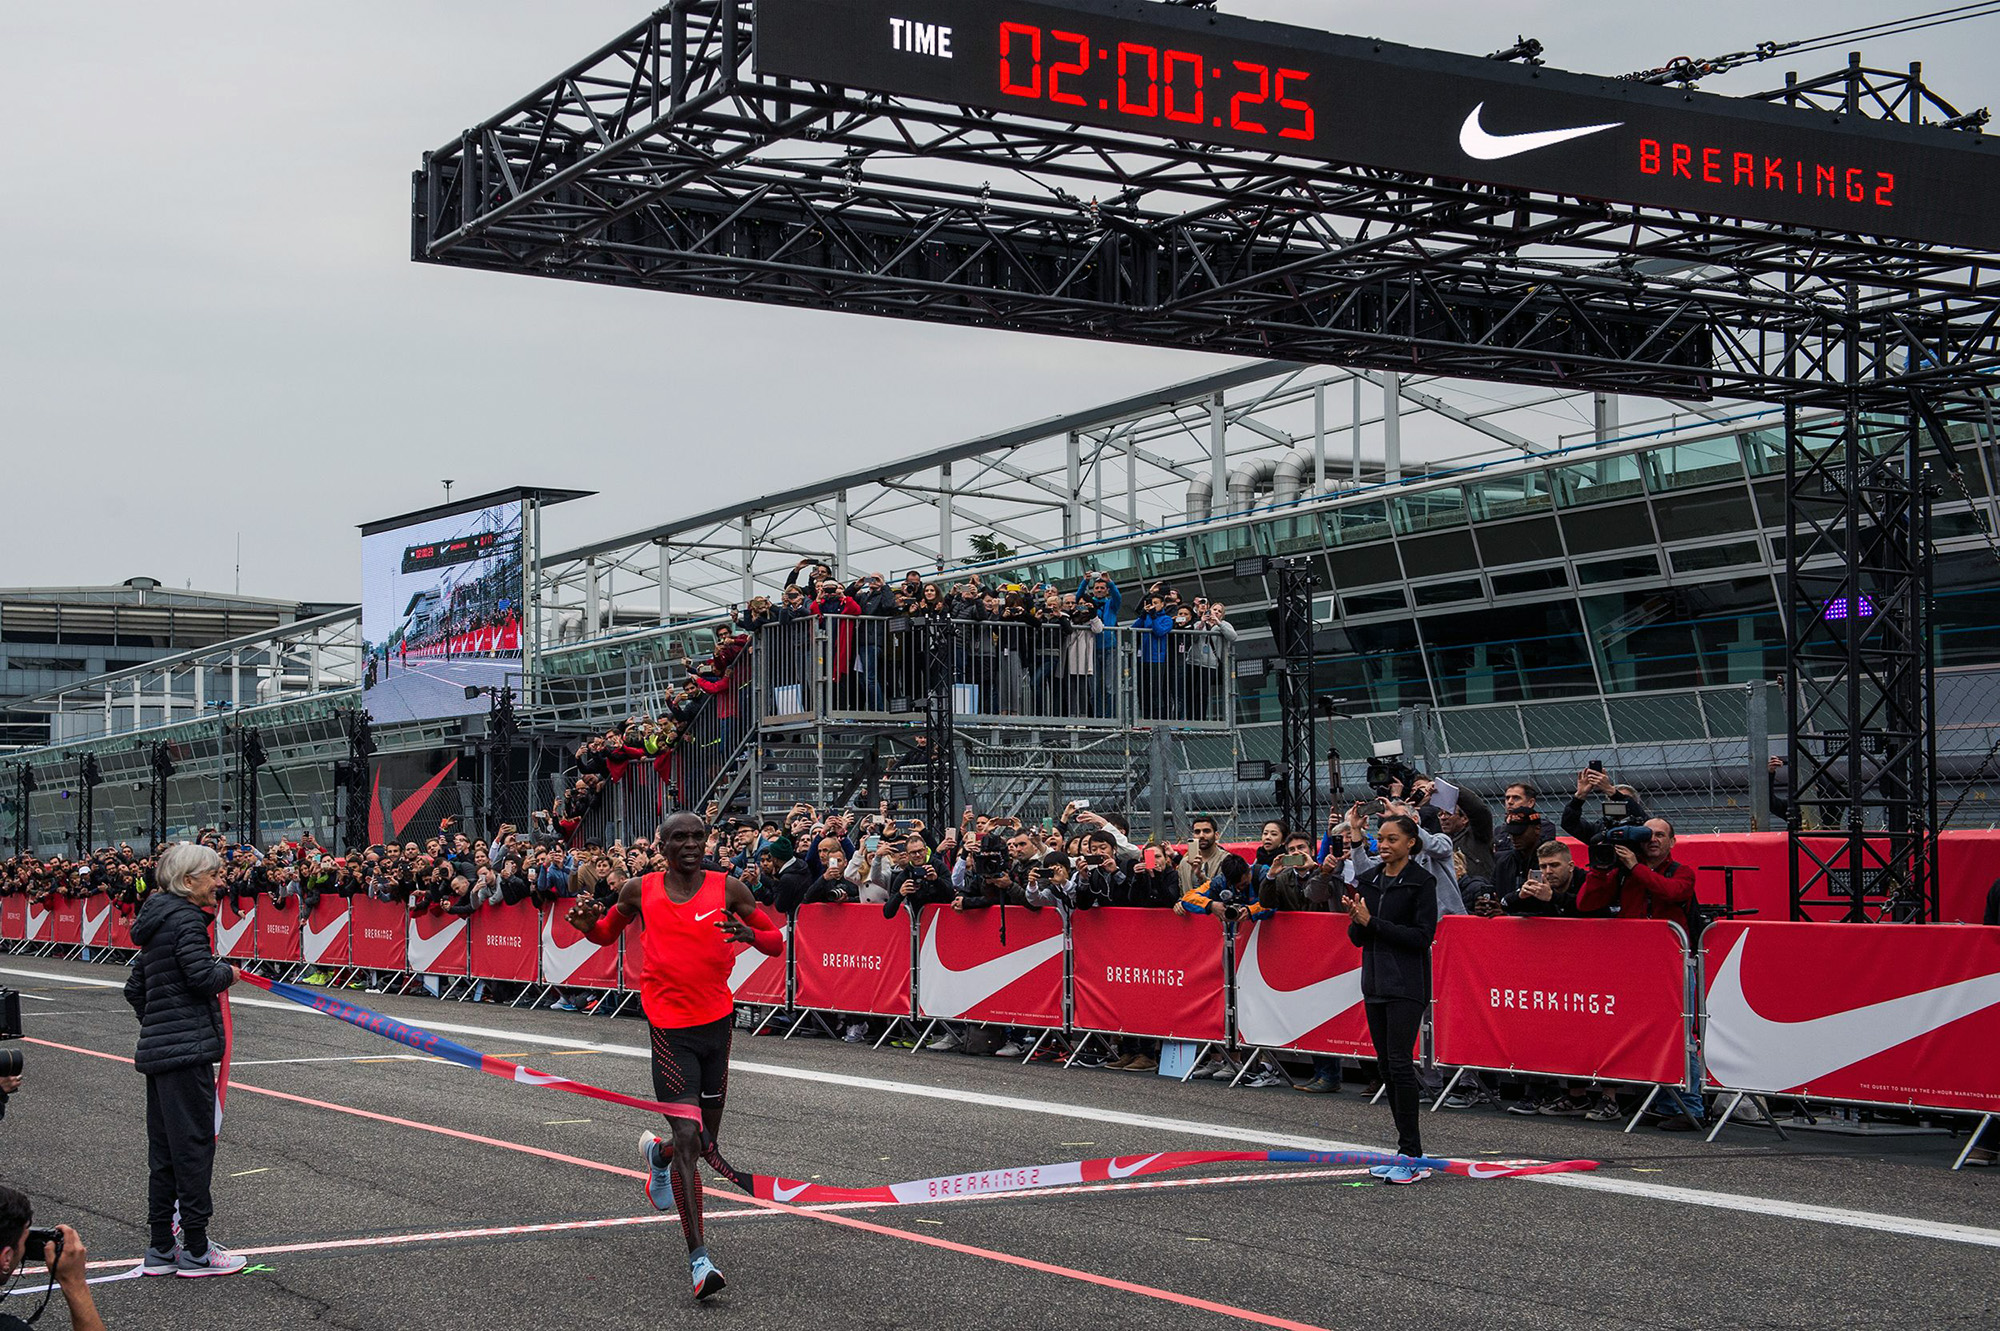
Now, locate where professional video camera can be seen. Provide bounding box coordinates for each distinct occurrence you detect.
[1587,823,1654,872]
[1364,740,1420,798]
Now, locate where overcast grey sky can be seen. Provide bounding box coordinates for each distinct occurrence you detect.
[2,2,1993,603]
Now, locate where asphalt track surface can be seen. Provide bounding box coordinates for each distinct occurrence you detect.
[363,659,518,726]
[3,956,1996,1331]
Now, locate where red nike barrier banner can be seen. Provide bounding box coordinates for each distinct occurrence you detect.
[1661,831,2000,925]
[301,898,352,968]
[2,895,26,941]
[1231,913,1372,1058]
[729,930,787,1006]
[110,904,136,951]
[256,901,303,964]
[916,904,1063,1028]
[21,901,49,946]
[350,898,408,971]
[79,898,114,950]
[1701,920,2000,1114]
[50,896,82,946]
[408,909,470,977]
[469,902,539,983]
[1071,908,1226,1042]
[541,904,621,990]
[1433,917,1690,1086]
[792,903,913,1018]
[215,900,257,960]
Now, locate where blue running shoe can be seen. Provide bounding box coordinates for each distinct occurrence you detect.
[690,1248,726,1301]
[1382,1166,1432,1185]
[1367,1164,1395,1178]
[641,1130,675,1212]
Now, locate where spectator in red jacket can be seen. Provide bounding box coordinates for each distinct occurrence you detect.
[1575,816,1704,1130]
[1574,817,1695,932]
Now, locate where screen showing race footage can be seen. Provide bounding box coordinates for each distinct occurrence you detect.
[361,500,524,725]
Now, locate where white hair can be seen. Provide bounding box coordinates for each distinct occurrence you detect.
[155,842,222,899]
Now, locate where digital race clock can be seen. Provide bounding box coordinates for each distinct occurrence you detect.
[754,0,2000,251]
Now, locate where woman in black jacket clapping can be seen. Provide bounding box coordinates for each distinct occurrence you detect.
[1343,814,1439,1184]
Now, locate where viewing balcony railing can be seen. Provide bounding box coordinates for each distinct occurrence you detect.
[748,614,1235,730]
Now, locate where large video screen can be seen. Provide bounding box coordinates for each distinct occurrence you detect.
[361,501,525,724]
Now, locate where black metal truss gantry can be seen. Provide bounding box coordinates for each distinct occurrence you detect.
[413,2,2000,920]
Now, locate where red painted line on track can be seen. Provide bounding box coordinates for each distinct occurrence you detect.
[27,1035,1332,1331]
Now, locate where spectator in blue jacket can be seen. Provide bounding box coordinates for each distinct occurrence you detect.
[1132,592,1175,717]
[1075,569,1122,626]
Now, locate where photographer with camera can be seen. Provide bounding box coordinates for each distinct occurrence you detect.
[124,841,247,1277]
[0,1186,106,1331]
[1562,765,1651,842]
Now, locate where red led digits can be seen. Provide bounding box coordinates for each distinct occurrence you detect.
[1048,30,1088,107]
[1275,68,1313,141]
[1230,61,1270,133]
[1163,49,1202,124]
[999,21,1040,97]
[1117,42,1158,116]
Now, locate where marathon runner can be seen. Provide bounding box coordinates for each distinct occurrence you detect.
[566,811,783,1301]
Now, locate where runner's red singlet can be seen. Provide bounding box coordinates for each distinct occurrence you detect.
[638,870,736,1029]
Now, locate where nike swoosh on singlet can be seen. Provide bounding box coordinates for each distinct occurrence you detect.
[917,923,1065,1019]
[1107,1153,1166,1179]
[694,910,719,922]
[407,917,468,973]
[302,907,351,962]
[1232,922,1364,1047]
[772,1180,812,1203]
[1458,102,1623,161]
[540,910,612,983]
[1702,930,2000,1092]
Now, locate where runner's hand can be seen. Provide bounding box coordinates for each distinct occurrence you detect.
[715,915,754,944]
[567,897,606,931]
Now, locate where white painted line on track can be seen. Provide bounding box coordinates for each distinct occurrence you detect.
[10,962,1998,1251]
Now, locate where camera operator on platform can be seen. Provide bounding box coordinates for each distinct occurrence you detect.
[0,1185,106,1331]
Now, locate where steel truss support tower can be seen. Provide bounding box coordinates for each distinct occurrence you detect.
[148,742,176,850]
[74,753,101,858]
[1270,559,1319,841]
[919,619,958,833]
[12,763,33,857]
[236,728,267,851]
[1783,379,1938,921]
[337,709,375,853]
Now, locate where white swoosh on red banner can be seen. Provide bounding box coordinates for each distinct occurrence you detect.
[23,906,48,942]
[540,911,610,985]
[917,922,1063,1019]
[302,908,350,963]
[729,929,787,993]
[1233,922,1363,1047]
[1704,930,2000,1092]
[772,1180,811,1203]
[407,917,468,973]
[1107,1153,1165,1178]
[216,908,255,957]
[80,902,110,946]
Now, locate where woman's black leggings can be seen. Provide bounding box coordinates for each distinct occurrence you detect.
[1364,997,1426,1161]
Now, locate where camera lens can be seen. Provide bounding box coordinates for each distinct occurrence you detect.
[0,1047,23,1078]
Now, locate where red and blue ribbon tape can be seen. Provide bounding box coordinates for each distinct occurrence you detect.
[232,970,1598,1201]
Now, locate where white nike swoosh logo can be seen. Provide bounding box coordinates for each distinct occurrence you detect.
[407,917,468,973]
[729,927,788,992]
[695,910,719,922]
[772,1181,811,1203]
[1459,102,1622,161]
[917,921,1065,1019]
[80,901,110,945]
[540,910,611,984]
[1704,930,2000,1092]
[216,908,255,956]
[302,908,350,963]
[1233,923,1363,1047]
[24,905,47,942]
[1107,1153,1165,1179]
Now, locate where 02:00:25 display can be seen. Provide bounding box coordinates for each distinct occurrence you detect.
[997,22,1314,141]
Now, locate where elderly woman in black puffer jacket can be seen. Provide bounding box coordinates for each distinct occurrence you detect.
[122,842,246,1279]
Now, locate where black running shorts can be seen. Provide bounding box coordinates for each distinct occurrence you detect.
[648,1014,733,1107]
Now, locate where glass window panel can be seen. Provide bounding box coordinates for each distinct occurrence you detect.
[1934,552,2000,667]
[1576,553,1662,585]
[1325,542,1402,591]
[1475,516,1566,565]
[1739,427,1787,478]
[1561,501,1655,554]
[1316,621,1431,712]
[1342,589,1407,616]
[1491,566,1570,597]
[1931,508,1989,541]
[1328,500,1394,546]
[1270,509,1330,554]
[1393,486,1468,534]
[1412,579,1483,607]
[1646,435,1746,492]
[1553,454,1645,506]
[1654,487,1756,540]
[1135,539,1198,583]
[1416,603,1595,705]
[1469,471,1553,520]
[1583,576,1779,692]
[1670,539,1763,574]
[1398,530,1477,578]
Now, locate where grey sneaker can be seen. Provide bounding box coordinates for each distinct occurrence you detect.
[142,1246,180,1277]
[175,1241,247,1277]
[641,1130,675,1212]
